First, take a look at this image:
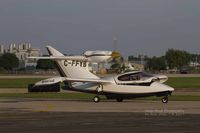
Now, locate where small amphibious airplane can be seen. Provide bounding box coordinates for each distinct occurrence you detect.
[29,46,174,103]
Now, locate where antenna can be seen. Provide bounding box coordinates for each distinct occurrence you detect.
[113,36,117,51]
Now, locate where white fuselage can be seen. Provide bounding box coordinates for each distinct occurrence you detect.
[71,77,174,95]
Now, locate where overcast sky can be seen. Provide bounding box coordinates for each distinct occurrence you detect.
[0,0,200,56]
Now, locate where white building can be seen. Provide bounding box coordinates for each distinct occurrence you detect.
[0,45,4,54]
[2,43,41,69]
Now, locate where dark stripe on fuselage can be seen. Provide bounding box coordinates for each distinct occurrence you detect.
[104,91,171,99]
[117,82,153,86]
[85,54,110,57]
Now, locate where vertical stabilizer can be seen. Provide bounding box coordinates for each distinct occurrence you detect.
[46,46,99,79]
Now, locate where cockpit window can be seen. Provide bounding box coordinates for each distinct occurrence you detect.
[140,72,153,78]
[130,75,140,80]
[118,72,153,81]
[118,73,139,81]
[118,75,130,81]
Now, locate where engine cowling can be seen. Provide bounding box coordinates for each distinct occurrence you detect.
[84,50,113,62]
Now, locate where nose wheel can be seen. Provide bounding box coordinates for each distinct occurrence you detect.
[93,96,100,103]
[162,96,168,103]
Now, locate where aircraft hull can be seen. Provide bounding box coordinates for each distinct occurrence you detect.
[69,81,174,99]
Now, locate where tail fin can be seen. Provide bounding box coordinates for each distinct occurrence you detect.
[46,46,99,79]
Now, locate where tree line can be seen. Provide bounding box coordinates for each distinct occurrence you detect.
[0,49,199,72]
[0,53,55,71]
[146,49,199,71]
[0,53,19,71]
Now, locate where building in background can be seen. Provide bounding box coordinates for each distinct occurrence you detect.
[128,55,147,71]
[0,44,4,54]
[0,43,41,69]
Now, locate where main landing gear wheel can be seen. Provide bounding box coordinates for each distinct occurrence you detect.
[116,98,123,102]
[162,97,168,103]
[93,96,100,103]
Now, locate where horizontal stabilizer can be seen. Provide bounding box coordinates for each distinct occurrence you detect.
[28,56,88,61]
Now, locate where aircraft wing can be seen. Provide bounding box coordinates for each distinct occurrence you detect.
[34,77,112,87]
[64,77,114,83]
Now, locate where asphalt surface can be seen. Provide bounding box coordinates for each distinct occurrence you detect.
[0,99,200,133]
[0,111,199,133]
[0,99,200,114]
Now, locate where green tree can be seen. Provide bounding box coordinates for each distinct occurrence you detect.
[165,49,191,69]
[190,54,200,63]
[0,53,19,70]
[146,56,166,71]
[36,59,55,70]
[110,56,124,73]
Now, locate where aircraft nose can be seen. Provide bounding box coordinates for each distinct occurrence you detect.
[151,82,174,92]
[167,86,174,91]
[161,83,174,92]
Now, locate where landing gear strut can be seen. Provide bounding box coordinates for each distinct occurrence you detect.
[93,84,103,103]
[162,96,168,103]
[116,98,123,102]
[93,96,100,103]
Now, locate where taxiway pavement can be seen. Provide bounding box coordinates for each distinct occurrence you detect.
[0,99,200,133]
[0,99,200,114]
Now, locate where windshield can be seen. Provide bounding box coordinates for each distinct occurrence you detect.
[118,72,153,81]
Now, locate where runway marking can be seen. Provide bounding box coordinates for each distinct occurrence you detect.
[29,102,56,112]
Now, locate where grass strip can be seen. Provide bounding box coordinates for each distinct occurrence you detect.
[0,78,44,88]
[165,77,200,88]
[0,77,200,89]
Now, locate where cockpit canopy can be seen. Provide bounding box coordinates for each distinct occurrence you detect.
[117,71,153,81]
[114,71,168,85]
